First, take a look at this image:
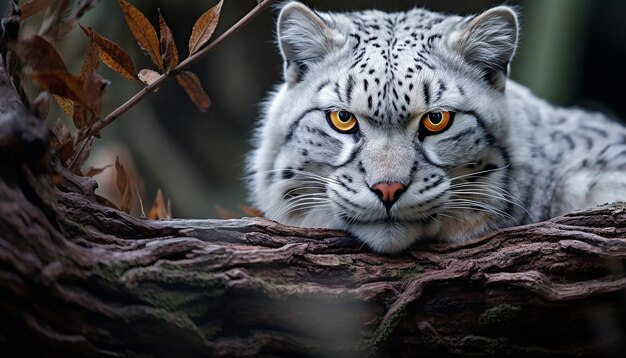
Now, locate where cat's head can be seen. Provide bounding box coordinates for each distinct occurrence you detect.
[248,2,520,253]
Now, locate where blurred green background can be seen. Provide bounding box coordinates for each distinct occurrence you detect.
[3,0,626,218]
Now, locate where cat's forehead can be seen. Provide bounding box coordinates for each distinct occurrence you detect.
[319,9,463,125]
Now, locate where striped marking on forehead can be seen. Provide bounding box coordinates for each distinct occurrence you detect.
[339,10,451,125]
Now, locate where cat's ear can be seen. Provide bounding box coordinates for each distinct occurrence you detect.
[277,2,344,85]
[448,6,519,91]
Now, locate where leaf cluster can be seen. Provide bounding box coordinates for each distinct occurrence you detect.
[1,0,229,218]
[2,0,274,218]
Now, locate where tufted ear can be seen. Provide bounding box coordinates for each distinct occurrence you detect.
[448,6,519,91]
[277,2,344,85]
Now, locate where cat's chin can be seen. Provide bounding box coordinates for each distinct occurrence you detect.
[347,220,441,254]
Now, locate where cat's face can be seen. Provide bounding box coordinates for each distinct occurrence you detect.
[248,2,519,253]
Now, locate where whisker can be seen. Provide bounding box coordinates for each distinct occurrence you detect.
[449,164,510,181]
[444,201,516,221]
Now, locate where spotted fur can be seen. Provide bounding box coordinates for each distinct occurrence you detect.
[246,2,626,253]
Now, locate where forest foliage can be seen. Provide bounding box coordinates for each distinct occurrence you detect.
[1,0,270,219]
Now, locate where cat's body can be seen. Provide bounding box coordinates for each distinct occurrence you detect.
[247,2,626,253]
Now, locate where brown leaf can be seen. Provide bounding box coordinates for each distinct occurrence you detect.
[175,71,211,112]
[32,71,86,107]
[20,0,55,20]
[115,157,133,214]
[84,164,112,177]
[69,137,93,173]
[138,69,161,87]
[57,140,75,164]
[81,71,109,119]
[148,189,169,220]
[34,70,106,119]
[50,119,72,148]
[239,205,264,218]
[72,35,103,129]
[72,103,90,129]
[158,9,178,73]
[118,0,163,70]
[188,0,223,55]
[49,118,73,159]
[80,32,99,81]
[54,95,74,117]
[215,205,236,220]
[9,35,67,72]
[81,25,137,81]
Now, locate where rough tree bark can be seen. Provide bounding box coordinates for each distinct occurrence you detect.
[1,62,626,357]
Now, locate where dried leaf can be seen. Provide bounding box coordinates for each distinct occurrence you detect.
[81,71,109,119]
[33,91,51,119]
[21,0,55,20]
[32,71,86,106]
[84,164,112,177]
[115,157,133,214]
[158,9,178,73]
[148,189,169,220]
[50,119,74,163]
[72,104,90,129]
[188,0,223,55]
[49,118,72,152]
[138,69,161,87]
[69,137,93,173]
[239,205,264,218]
[72,34,103,129]
[54,95,74,117]
[81,25,137,81]
[9,35,67,72]
[175,71,211,111]
[80,32,99,81]
[33,70,105,119]
[57,140,75,163]
[118,0,163,70]
[215,205,236,220]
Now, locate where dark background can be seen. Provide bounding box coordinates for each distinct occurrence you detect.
[3,0,626,217]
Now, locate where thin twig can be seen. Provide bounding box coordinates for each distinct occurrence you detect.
[76,0,276,143]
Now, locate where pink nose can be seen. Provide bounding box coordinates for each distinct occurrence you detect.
[371,182,406,211]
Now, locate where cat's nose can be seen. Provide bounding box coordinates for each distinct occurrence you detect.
[371,182,406,212]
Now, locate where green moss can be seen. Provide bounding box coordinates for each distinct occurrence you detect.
[478,303,522,326]
[136,289,201,311]
[98,261,133,283]
[369,304,407,349]
[390,265,423,281]
[151,308,199,332]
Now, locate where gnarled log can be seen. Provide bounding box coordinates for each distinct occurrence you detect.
[1,60,626,358]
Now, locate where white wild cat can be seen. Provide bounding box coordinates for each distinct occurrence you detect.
[247,2,626,253]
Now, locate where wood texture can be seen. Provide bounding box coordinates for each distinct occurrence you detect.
[1,58,626,357]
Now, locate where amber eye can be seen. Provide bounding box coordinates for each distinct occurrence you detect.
[421,111,453,134]
[328,110,358,133]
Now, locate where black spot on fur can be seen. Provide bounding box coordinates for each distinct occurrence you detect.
[282,168,295,180]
